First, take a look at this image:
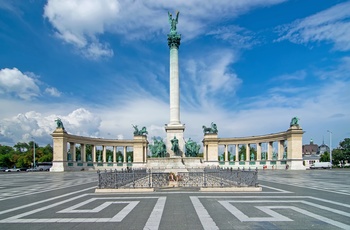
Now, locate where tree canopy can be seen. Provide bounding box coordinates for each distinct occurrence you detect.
[0,142,53,168]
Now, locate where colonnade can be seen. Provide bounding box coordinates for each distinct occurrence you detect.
[219,140,286,163]
[50,128,148,172]
[203,126,305,170]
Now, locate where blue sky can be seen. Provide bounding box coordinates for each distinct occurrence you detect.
[0,0,349,149]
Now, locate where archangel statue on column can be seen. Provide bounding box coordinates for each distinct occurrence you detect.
[168,11,179,34]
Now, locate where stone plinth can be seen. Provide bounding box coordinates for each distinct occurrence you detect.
[50,128,68,172]
[203,133,219,162]
[147,157,188,172]
[165,124,185,157]
[287,126,306,170]
[133,135,148,163]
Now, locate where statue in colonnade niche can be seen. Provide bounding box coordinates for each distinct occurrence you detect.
[240,153,245,161]
[108,155,112,162]
[118,155,122,163]
[290,117,300,127]
[127,155,131,162]
[272,152,277,160]
[149,137,167,157]
[132,124,148,136]
[250,153,255,161]
[202,122,218,134]
[87,154,92,162]
[230,154,234,161]
[185,138,201,157]
[55,118,65,130]
[97,153,102,162]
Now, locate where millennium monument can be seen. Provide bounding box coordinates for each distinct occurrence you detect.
[50,12,305,172]
[165,11,185,157]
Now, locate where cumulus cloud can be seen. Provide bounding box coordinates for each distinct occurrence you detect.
[0,108,101,146]
[44,0,119,59]
[276,1,350,51]
[0,68,40,100]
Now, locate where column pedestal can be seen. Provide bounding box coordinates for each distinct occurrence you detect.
[165,124,185,157]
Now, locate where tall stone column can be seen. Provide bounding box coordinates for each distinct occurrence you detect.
[165,11,185,157]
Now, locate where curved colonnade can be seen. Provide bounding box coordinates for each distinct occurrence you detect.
[51,125,304,172]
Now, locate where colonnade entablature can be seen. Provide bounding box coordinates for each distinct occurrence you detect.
[50,128,148,172]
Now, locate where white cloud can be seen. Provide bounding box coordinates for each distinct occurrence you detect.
[44,0,119,59]
[82,41,114,60]
[316,56,350,80]
[0,68,40,100]
[276,1,350,51]
[272,70,307,82]
[43,0,286,58]
[0,108,101,146]
[207,25,258,49]
[183,49,241,107]
[45,87,61,97]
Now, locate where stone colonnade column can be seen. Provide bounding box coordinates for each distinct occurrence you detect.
[235,145,239,162]
[257,143,261,161]
[70,142,75,161]
[246,144,250,162]
[268,142,273,160]
[92,145,96,163]
[278,140,284,160]
[113,146,116,163]
[123,146,127,163]
[81,144,86,162]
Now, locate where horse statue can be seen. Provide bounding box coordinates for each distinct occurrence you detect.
[185,138,201,157]
[290,117,300,127]
[202,122,218,134]
[149,137,167,157]
[132,125,148,135]
[55,118,65,130]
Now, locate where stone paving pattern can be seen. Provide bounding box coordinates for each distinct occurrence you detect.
[0,169,349,229]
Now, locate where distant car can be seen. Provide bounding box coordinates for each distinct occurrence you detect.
[5,168,20,172]
[0,167,8,172]
[26,168,40,172]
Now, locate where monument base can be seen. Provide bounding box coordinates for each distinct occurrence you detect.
[165,124,185,157]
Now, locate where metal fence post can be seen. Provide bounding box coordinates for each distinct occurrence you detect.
[97,169,101,189]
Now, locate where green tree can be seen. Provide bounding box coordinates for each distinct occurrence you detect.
[320,152,330,162]
[339,138,350,162]
[0,153,12,167]
[14,142,30,153]
[332,148,343,166]
[0,145,15,155]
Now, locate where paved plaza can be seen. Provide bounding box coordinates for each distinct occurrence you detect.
[0,169,349,230]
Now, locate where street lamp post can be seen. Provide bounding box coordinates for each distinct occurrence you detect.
[32,137,36,168]
[327,130,332,167]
